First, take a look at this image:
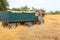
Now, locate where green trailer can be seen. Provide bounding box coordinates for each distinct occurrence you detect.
[0,12,44,28]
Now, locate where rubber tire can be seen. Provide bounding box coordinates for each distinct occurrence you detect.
[2,22,8,27]
[25,22,33,27]
[37,20,41,25]
[37,19,44,25]
[42,19,44,23]
[8,23,17,29]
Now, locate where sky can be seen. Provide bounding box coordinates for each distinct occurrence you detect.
[8,0,60,12]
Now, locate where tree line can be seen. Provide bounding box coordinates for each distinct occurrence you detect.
[0,0,60,14]
[9,6,37,11]
[46,11,60,15]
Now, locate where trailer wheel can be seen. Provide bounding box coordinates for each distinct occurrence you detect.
[2,22,8,27]
[8,23,17,29]
[25,22,33,27]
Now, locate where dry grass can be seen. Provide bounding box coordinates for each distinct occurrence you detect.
[0,15,60,40]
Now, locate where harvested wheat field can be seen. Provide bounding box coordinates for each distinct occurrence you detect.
[0,15,60,40]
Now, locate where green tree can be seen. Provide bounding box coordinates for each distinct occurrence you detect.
[0,0,9,11]
[54,11,60,14]
[11,8,20,11]
[20,5,30,11]
[49,11,54,14]
[31,7,37,10]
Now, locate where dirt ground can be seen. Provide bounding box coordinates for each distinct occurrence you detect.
[0,15,60,40]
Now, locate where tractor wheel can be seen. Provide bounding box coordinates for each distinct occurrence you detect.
[41,19,44,23]
[37,20,41,24]
[37,19,44,25]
